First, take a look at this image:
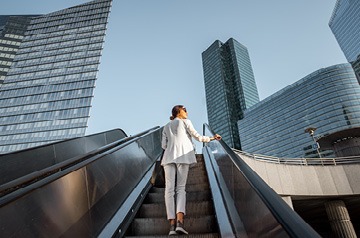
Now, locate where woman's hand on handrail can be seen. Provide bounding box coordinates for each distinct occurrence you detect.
[210,134,222,141]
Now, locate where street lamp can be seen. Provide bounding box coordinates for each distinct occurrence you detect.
[305,127,322,159]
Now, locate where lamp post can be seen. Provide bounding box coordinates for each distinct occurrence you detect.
[305,127,322,161]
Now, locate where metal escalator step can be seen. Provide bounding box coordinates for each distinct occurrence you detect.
[144,190,212,204]
[129,215,217,236]
[151,185,210,194]
[186,182,210,191]
[151,182,210,193]
[196,154,204,160]
[125,233,220,238]
[188,171,207,179]
[138,200,215,218]
[190,162,205,170]
[149,187,165,193]
[188,168,207,177]
[187,175,208,185]
[189,164,207,171]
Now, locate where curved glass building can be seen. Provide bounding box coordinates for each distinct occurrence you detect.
[238,63,360,158]
[0,0,112,153]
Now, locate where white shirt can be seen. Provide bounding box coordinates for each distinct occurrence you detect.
[161,118,211,165]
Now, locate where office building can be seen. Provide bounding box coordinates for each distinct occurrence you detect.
[0,15,39,85]
[238,64,360,158]
[202,38,260,149]
[329,0,360,82]
[329,0,360,62]
[0,0,112,153]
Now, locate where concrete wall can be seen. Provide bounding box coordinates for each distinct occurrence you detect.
[237,152,360,196]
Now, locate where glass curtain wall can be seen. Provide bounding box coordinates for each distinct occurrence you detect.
[0,0,112,153]
[238,64,360,158]
[329,0,360,83]
[202,38,259,149]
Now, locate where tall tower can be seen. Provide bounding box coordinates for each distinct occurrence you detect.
[0,15,38,85]
[329,0,360,81]
[0,0,112,153]
[202,38,259,149]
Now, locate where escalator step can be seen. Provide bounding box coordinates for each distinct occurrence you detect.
[137,200,214,218]
[186,182,210,191]
[125,233,220,238]
[188,168,207,176]
[187,174,208,185]
[150,182,210,193]
[144,190,212,204]
[129,215,217,236]
[190,162,205,170]
[125,154,220,237]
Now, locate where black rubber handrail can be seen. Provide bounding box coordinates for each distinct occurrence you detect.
[0,126,160,197]
[203,123,320,238]
[0,128,127,157]
[0,126,161,207]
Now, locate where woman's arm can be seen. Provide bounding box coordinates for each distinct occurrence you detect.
[183,119,221,142]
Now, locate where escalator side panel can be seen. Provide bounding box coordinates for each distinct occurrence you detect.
[0,168,89,237]
[0,129,126,185]
[85,143,154,209]
[230,159,287,237]
[0,129,162,237]
[61,133,162,237]
[202,123,320,238]
[0,145,56,185]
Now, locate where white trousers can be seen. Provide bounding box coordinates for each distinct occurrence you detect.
[163,163,190,220]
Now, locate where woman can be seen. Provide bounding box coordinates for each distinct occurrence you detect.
[161,105,221,235]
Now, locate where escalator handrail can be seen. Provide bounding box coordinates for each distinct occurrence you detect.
[0,126,161,207]
[203,123,320,238]
[0,126,160,198]
[0,128,127,157]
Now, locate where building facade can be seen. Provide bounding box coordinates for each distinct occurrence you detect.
[0,15,39,85]
[202,38,259,149]
[329,0,360,82]
[0,0,112,153]
[329,0,360,63]
[238,64,360,158]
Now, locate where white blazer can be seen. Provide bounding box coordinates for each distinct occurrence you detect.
[161,118,211,165]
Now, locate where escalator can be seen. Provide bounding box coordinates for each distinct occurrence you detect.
[0,125,321,237]
[124,154,219,237]
[0,127,163,237]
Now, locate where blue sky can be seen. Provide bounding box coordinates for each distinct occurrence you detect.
[1,1,347,149]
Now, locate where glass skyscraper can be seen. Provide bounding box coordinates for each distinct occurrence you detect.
[329,0,360,81]
[238,64,360,158]
[202,38,259,149]
[0,0,112,153]
[0,15,39,86]
[329,0,360,62]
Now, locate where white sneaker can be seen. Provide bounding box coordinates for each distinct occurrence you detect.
[169,224,177,235]
[175,221,188,235]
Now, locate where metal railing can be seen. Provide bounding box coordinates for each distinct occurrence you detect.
[233,149,360,166]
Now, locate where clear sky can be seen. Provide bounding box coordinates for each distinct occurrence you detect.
[1,1,347,149]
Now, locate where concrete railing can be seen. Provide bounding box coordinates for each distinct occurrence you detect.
[233,149,360,197]
[233,149,360,166]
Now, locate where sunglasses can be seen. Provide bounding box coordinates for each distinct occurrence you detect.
[182,107,187,112]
